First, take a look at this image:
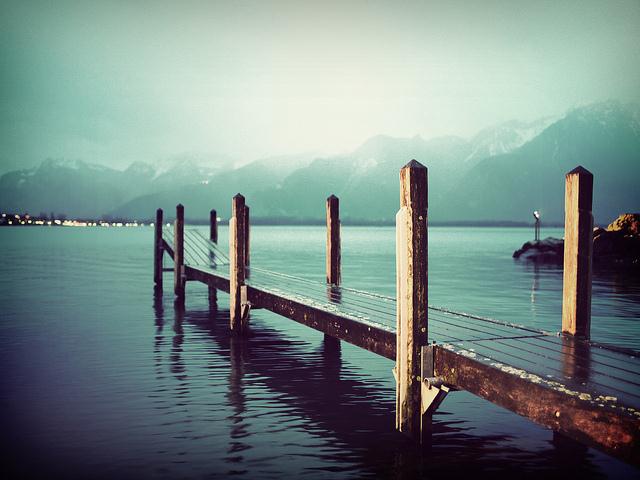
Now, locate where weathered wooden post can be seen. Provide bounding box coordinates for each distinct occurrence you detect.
[325,195,341,346]
[244,205,250,268]
[174,204,185,301]
[209,209,218,306]
[326,195,341,285]
[229,194,247,333]
[396,160,428,440]
[562,166,593,339]
[154,208,163,291]
[210,209,218,244]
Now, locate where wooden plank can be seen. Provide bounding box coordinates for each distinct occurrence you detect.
[154,208,163,289]
[162,239,174,259]
[396,160,428,439]
[246,285,396,360]
[229,194,247,333]
[326,195,341,285]
[562,166,593,338]
[174,204,185,300]
[461,338,640,408]
[185,265,230,293]
[434,344,640,465]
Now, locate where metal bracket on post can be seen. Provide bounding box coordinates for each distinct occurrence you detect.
[240,285,252,321]
[420,344,450,415]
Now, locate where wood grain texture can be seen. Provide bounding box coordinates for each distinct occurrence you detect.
[396,160,428,439]
[562,166,593,338]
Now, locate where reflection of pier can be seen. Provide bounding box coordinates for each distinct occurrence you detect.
[153,162,639,465]
[151,300,607,476]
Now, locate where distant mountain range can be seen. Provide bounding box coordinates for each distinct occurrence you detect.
[1,101,638,224]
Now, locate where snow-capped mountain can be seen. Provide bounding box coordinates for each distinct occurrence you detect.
[0,156,230,218]
[2,101,637,223]
[465,116,558,165]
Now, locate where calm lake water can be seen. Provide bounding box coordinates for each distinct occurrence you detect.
[1,226,639,479]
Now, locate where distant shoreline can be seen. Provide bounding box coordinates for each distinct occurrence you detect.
[1,213,564,229]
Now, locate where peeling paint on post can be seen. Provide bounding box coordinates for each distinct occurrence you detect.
[396,160,428,440]
[562,166,593,339]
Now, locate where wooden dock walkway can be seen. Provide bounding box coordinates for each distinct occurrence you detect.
[153,161,640,466]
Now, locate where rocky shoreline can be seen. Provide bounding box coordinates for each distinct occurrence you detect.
[513,213,640,268]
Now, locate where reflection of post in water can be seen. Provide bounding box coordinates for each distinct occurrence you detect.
[153,290,165,329]
[325,285,342,351]
[321,323,342,383]
[171,301,187,381]
[561,336,591,384]
[153,291,166,375]
[226,336,249,464]
[553,336,591,464]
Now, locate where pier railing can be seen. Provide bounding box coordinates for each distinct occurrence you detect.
[153,161,639,465]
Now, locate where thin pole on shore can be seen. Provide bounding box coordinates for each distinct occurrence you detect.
[174,204,185,302]
[562,166,593,339]
[230,194,247,333]
[325,195,341,347]
[154,208,163,291]
[396,160,428,440]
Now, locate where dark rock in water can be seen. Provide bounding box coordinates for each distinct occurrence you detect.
[513,237,564,262]
[594,214,640,267]
[513,214,640,268]
[607,213,640,235]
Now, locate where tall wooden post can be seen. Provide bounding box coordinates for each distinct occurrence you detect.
[396,160,428,439]
[210,209,218,244]
[154,208,163,291]
[244,205,250,268]
[230,194,247,333]
[326,195,341,285]
[562,166,593,339]
[325,195,341,346]
[209,208,218,306]
[174,204,185,301]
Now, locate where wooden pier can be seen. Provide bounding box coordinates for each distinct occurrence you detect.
[153,161,640,465]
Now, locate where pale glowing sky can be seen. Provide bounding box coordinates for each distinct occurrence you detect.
[1,0,639,172]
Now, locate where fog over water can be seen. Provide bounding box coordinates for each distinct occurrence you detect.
[2,0,640,172]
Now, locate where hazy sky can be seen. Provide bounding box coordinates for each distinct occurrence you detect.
[1,0,639,172]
